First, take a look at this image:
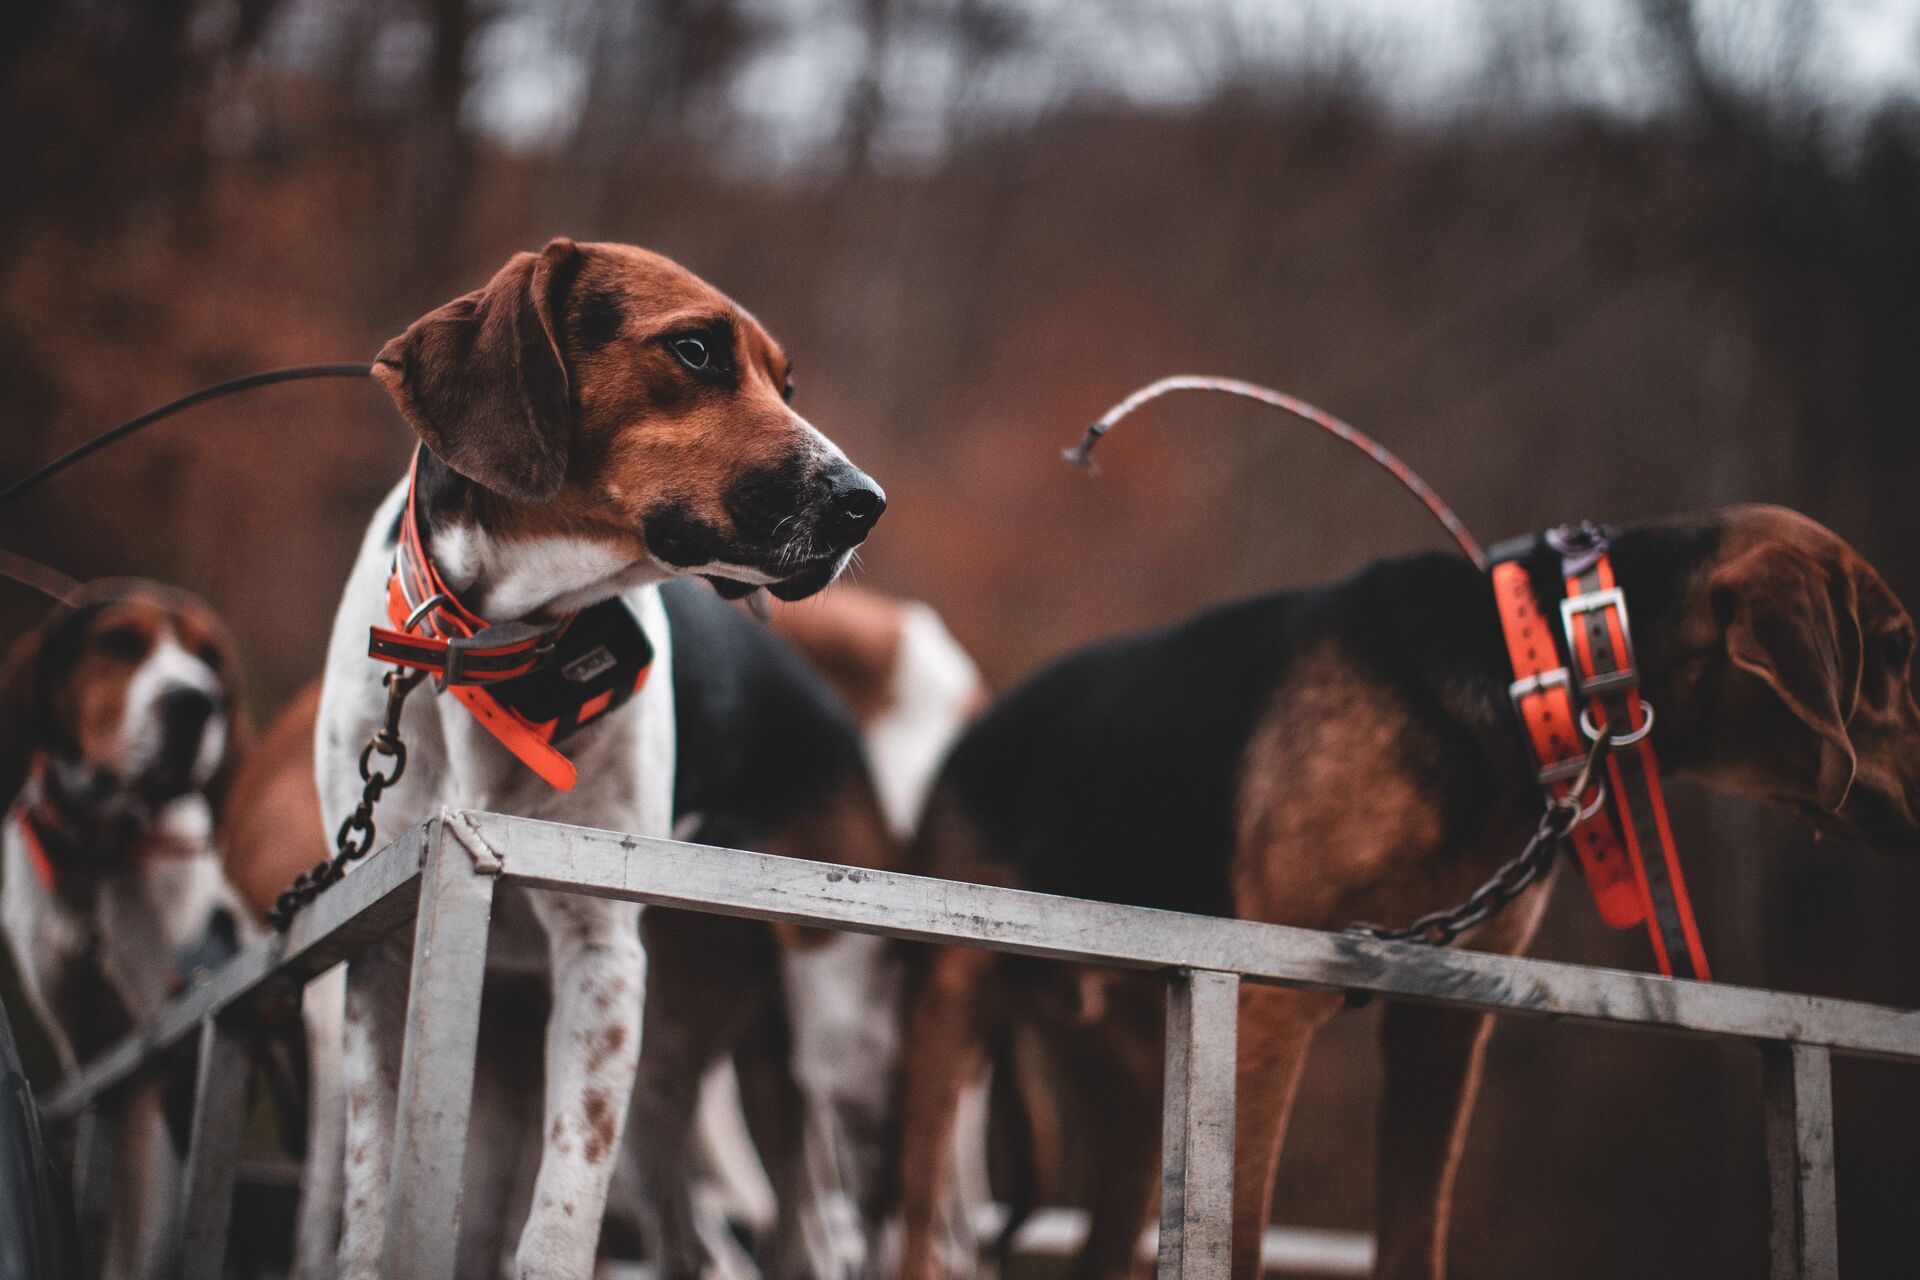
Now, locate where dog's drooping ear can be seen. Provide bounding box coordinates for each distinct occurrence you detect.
[375,238,583,503]
[0,621,51,809]
[196,613,250,821]
[1711,544,1864,811]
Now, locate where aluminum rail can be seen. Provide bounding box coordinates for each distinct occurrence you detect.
[42,823,428,1120]
[477,810,1920,1061]
[44,810,1890,1280]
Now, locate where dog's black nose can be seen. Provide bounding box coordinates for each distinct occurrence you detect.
[823,468,887,545]
[157,686,216,756]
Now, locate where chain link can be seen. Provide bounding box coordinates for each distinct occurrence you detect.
[1347,730,1616,949]
[269,668,424,931]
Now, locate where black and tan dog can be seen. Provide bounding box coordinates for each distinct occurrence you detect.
[891,505,1920,1280]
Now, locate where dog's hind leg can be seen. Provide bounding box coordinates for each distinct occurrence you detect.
[515,890,645,1280]
[769,930,905,1280]
[1037,977,1164,1280]
[632,909,771,1280]
[1373,881,1551,1280]
[1229,985,1342,1280]
[894,944,998,1280]
[733,1006,812,1280]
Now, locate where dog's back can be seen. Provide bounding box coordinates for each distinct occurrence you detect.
[918,551,1523,917]
[769,583,985,840]
[664,580,878,852]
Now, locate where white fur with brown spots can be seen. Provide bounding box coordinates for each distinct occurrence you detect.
[318,480,668,1280]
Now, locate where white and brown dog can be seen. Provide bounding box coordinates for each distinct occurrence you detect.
[312,239,884,1279]
[223,582,980,1280]
[0,579,251,1279]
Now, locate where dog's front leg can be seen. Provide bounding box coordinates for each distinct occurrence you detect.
[517,890,645,1279]
[334,930,411,1280]
[894,944,999,1280]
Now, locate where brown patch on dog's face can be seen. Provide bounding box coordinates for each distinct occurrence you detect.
[1683,506,1920,849]
[51,598,169,769]
[375,240,885,601]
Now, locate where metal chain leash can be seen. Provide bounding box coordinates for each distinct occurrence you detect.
[269,668,424,931]
[1347,730,1616,948]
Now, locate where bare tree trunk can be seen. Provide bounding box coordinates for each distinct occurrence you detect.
[400,0,479,298]
[840,0,893,176]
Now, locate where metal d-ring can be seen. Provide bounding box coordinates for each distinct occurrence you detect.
[1573,779,1609,825]
[404,592,449,632]
[1581,699,1655,747]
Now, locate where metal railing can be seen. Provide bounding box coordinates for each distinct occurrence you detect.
[45,809,1920,1279]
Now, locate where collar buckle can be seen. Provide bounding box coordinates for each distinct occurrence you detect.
[1508,668,1589,785]
[1560,587,1639,696]
[437,621,560,689]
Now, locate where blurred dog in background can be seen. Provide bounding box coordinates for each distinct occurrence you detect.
[1,579,252,1280]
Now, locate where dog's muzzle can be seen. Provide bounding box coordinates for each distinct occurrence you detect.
[766,556,850,602]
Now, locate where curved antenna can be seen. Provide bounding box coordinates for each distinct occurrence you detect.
[1,362,375,504]
[1065,375,1487,569]
[0,550,81,604]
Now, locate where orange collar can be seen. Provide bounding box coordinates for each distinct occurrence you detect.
[9,754,73,893]
[1491,525,1710,981]
[9,757,102,894]
[8,754,206,894]
[10,801,59,893]
[363,451,653,791]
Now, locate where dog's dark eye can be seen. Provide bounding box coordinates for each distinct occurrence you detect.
[96,625,147,661]
[671,336,713,371]
[783,375,795,403]
[1879,630,1914,681]
[196,642,225,673]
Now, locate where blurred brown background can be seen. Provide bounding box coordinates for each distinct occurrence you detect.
[4,0,1920,1275]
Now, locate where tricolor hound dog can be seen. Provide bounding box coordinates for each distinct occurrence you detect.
[891,506,1920,1280]
[1,579,251,1280]
[222,581,982,1280]
[313,240,883,1279]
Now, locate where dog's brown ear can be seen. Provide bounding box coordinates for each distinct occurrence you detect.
[373,238,583,503]
[1711,544,1864,810]
[202,620,252,827]
[0,615,57,808]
